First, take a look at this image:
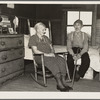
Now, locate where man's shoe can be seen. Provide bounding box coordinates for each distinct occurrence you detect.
[75,72,80,82]
[75,76,80,82]
[57,85,69,92]
[64,85,73,90]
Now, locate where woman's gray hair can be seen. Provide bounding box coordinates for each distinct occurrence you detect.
[34,22,46,31]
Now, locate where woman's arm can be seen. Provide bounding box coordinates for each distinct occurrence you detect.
[31,46,55,57]
[50,44,55,53]
[31,46,44,54]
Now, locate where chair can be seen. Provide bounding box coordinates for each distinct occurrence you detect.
[27,19,71,87]
[71,59,80,87]
[99,73,100,81]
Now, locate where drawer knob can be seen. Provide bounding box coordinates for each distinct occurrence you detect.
[19,40,22,44]
[1,41,5,46]
[1,68,6,72]
[19,63,23,68]
[2,55,7,60]
[19,50,23,55]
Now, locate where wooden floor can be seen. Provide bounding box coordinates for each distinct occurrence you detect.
[0,61,100,92]
[0,72,100,92]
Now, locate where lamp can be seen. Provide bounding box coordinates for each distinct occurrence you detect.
[13,16,19,34]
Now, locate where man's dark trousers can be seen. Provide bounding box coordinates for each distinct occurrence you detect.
[67,47,90,78]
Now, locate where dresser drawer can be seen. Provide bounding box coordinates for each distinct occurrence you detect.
[0,58,24,78]
[0,48,24,63]
[0,36,24,50]
[0,70,24,84]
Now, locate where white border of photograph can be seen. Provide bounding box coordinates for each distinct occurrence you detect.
[0,1,100,99]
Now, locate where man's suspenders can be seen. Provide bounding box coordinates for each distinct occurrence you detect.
[71,32,85,42]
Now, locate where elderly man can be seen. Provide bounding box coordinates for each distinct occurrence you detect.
[67,19,90,81]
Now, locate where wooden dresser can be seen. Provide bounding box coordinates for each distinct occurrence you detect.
[0,34,24,84]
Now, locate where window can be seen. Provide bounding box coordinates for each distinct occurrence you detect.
[66,11,92,37]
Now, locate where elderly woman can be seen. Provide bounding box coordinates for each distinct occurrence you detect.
[67,19,90,81]
[28,22,72,92]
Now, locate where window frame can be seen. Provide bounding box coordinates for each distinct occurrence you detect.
[66,10,93,37]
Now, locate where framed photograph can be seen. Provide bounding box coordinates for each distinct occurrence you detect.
[0,0,100,100]
[8,27,14,34]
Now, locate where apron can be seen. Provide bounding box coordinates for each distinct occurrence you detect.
[34,37,52,64]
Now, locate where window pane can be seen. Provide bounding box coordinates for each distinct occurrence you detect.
[67,11,79,25]
[67,26,91,37]
[80,11,92,25]
[81,26,91,37]
[67,26,75,34]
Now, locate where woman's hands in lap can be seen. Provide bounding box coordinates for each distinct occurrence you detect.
[44,53,55,57]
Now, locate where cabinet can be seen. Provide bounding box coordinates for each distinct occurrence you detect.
[0,34,24,84]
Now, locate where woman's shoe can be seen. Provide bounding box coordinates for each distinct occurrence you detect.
[75,72,80,82]
[61,75,73,90]
[57,85,69,92]
[64,85,73,90]
[55,73,69,92]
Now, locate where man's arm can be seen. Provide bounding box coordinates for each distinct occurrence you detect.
[79,33,89,56]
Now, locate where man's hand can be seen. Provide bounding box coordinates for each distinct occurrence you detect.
[76,54,81,59]
[73,54,81,61]
[73,55,78,61]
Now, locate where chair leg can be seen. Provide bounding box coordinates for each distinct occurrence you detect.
[72,61,77,87]
[31,55,47,87]
[33,60,38,81]
[42,65,47,86]
[41,55,47,86]
[99,72,100,81]
[65,62,71,82]
[30,73,47,87]
[34,64,38,81]
[31,59,47,87]
[63,54,71,82]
